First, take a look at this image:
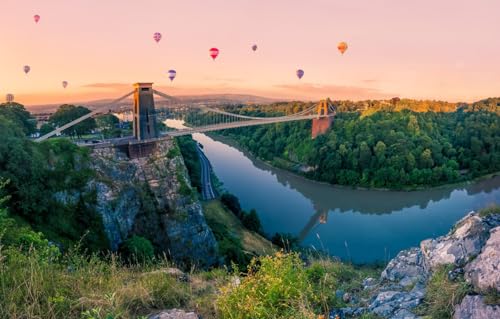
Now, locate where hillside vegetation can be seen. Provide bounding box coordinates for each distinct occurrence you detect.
[211,99,500,189]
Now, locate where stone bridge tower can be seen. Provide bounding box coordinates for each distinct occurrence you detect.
[133,83,158,141]
[311,99,335,139]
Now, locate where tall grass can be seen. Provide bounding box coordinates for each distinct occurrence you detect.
[0,244,230,319]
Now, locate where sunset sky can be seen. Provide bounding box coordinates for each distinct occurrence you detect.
[1,0,499,107]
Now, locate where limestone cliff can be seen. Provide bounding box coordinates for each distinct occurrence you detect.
[89,138,219,268]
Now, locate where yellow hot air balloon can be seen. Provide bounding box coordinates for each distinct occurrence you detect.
[337,42,348,55]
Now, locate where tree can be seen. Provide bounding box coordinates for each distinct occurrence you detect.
[49,104,96,138]
[221,193,243,218]
[96,114,121,138]
[0,102,36,135]
[242,209,262,233]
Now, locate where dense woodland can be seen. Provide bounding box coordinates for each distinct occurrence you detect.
[211,98,500,189]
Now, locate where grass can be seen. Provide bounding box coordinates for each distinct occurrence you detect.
[203,200,275,257]
[0,245,231,319]
[478,204,500,217]
[416,264,471,319]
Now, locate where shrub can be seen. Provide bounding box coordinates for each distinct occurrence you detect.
[217,253,316,319]
[478,204,500,217]
[271,233,300,251]
[220,193,243,218]
[242,209,262,233]
[119,236,154,263]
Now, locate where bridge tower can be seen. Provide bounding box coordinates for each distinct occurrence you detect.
[133,83,158,141]
[311,99,335,139]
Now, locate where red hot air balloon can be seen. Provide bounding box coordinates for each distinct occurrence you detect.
[252,44,258,52]
[23,65,31,74]
[209,48,219,60]
[34,15,40,23]
[153,32,162,43]
[296,69,304,79]
[337,42,348,55]
[62,81,68,89]
[168,70,177,81]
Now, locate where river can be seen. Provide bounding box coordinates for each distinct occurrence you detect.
[165,120,500,264]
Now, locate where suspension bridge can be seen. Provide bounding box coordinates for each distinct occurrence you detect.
[35,83,336,151]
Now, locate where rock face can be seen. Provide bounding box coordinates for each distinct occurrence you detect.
[453,295,500,319]
[363,210,500,319]
[90,139,219,268]
[465,226,500,291]
[420,213,489,271]
[148,309,199,319]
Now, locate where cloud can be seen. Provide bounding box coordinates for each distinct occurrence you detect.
[81,83,131,90]
[273,83,396,101]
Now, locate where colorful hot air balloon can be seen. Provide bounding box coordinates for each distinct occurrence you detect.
[23,65,31,74]
[62,81,68,88]
[252,44,258,52]
[6,94,14,103]
[34,14,40,23]
[153,32,162,43]
[337,41,348,55]
[168,70,177,81]
[209,47,219,60]
[296,69,304,80]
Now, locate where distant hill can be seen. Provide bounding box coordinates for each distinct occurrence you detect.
[26,94,282,114]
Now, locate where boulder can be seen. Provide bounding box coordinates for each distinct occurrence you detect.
[368,287,424,319]
[381,248,426,287]
[465,226,500,291]
[453,295,500,319]
[421,213,489,271]
[148,309,199,319]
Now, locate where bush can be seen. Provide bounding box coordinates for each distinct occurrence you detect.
[271,233,300,251]
[119,236,154,263]
[217,253,316,319]
[478,204,500,217]
[242,209,262,233]
[220,193,243,218]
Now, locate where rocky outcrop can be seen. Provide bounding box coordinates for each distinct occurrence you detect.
[90,139,219,268]
[453,295,500,319]
[420,213,489,271]
[362,210,500,319]
[465,226,500,291]
[148,309,199,319]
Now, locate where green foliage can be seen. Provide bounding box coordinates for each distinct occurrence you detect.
[0,115,108,251]
[478,204,500,217]
[0,102,36,135]
[271,233,300,251]
[215,106,500,189]
[242,209,262,233]
[119,236,154,263]
[420,265,471,319]
[176,136,202,192]
[220,193,243,218]
[204,210,250,266]
[49,104,96,137]
[95,114,121,138]
[217,253,316,319]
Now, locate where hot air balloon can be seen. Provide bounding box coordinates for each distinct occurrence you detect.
[296,69,304,80]
[62,81,68,88]
[337,42,348,55]
[168,70,177,81]
[153,32,162,43]
[23,65,31,74]
[252,44,258,52]
[6,94,14,103]
[209,48,219,60]
[34,14,40,23]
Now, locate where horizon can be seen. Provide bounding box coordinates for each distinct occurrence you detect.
[1,0,499,105]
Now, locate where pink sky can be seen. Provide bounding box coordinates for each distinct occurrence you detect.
[1,0,499,106]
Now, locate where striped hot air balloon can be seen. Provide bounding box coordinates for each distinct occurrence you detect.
[153,32,162,43]
[168,70,177,81]
[209,47,219,60]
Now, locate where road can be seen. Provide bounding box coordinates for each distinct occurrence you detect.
[197,145,217,200]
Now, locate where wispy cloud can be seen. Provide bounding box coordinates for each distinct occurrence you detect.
[273,83,396,101]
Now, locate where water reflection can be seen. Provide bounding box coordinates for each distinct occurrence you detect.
[165,120,500,262]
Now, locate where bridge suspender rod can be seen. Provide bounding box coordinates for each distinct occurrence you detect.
[35,91,135,142]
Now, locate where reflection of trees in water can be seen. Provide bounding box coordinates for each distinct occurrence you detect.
[249,154,500,215]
